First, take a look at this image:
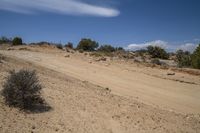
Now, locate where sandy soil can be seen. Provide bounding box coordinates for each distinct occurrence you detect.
[1,47,200,114]
[0,47,200,133]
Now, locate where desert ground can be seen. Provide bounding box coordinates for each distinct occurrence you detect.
[0,45,200,133]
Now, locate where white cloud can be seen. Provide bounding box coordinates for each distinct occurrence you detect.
[126,40,198,52]
[178,43,198,52]
[0,0,120,17]
[126,40,168,51]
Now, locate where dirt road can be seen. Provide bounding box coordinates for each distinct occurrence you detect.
[1,50,200,114]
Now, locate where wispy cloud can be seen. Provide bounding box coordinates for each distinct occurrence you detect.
[126,40,198,52]
[0,0,120,17]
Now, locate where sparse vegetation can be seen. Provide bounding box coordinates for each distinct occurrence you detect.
[176,50,191,68]
[147,46,169,59]
[56,44,63,49]
[12,37,23,46]
[175,44,200,69]
[191,44,200,69]
[1,69,49,111]
[30,41,50,46]
[65,42,73,49]
[115,47,124,51]
[98,45,116,53]
[0,36,12,44]
[77,38,99,51]
[1,35,199,70]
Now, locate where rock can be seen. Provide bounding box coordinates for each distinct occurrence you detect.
[65,55,70,58]
[66,49,70,52]
[32,125,36,129]
[19,47,29,51]
[105,63,110,66]
[7,48,14,51]
[96,57,107,61]
[55,128,59,132]
[167,72,175,75]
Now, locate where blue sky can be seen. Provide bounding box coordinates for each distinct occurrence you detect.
[0,0,200,51]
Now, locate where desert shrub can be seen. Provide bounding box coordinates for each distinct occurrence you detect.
[0,36,12,44]
[115,47,124,51]
[191,44,200,69]
[30,41,51,46]
[1,69,45,111]
[65,42,73,49]
[77,38,99,51]
[12,37,23,46]
[176,50,191,67]
[151,58,161,65]
[147,46,169,59]
[98,45,116,53]
[55,44,63,49]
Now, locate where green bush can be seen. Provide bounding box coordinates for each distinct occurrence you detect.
[191,44,200,69]
[12,37,23,45]
[77,38,99,51]
[176,50,191,67]
[147,46,169,59]
[98,45,116,53]
[2,70,46,111]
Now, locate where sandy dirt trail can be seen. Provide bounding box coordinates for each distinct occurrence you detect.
[1,50,200,114]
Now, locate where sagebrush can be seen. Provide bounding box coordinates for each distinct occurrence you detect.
[2,69,45,111]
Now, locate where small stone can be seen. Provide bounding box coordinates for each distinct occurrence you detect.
[32,126,36,129]
[65,55,70,58]
[96,57,107,61]
[167,72,175,75]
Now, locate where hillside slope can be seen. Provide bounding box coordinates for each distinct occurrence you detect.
[0,47,200,133]
[1,47,200,113]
